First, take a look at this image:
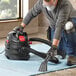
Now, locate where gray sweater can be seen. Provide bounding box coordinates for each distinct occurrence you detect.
[23,0,75,40]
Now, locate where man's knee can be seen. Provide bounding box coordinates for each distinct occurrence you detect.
[64,21,75,33]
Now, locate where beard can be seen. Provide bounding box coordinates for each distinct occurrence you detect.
[46,5,55,11]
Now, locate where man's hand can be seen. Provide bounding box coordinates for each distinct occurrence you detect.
[13,22,26,32]
[48,45,57,57]
[52,39,59,47]
[13,26,24,38]
[13,23,26,38]
[13,26,24,33]
[21,22,26,28]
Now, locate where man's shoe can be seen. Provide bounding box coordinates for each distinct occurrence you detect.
[67,56,76,66]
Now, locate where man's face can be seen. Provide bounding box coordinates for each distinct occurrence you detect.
[43,0,58,11]
[43,0,58,7]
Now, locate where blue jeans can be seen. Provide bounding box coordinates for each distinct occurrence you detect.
[66,32,76,56]
[51,18,76,56]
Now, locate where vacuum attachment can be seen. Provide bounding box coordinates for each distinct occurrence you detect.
[39,48,59,72]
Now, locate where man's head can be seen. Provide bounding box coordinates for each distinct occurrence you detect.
[43,0,58,11]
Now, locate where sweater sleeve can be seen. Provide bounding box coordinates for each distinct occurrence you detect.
[54,4,71,40]
[22,0,42,25]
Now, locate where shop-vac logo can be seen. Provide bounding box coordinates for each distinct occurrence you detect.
[19,36,25,42]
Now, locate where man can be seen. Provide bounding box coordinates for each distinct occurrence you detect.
[18,0,76,65]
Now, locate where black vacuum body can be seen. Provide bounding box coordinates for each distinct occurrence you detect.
[5,31,30,60]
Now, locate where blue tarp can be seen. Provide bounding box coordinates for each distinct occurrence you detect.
[0,44,76,76]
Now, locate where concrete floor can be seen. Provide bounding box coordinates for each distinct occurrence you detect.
[0,26,76,76]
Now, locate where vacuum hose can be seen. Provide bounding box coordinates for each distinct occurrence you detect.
[29,38,52,46]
